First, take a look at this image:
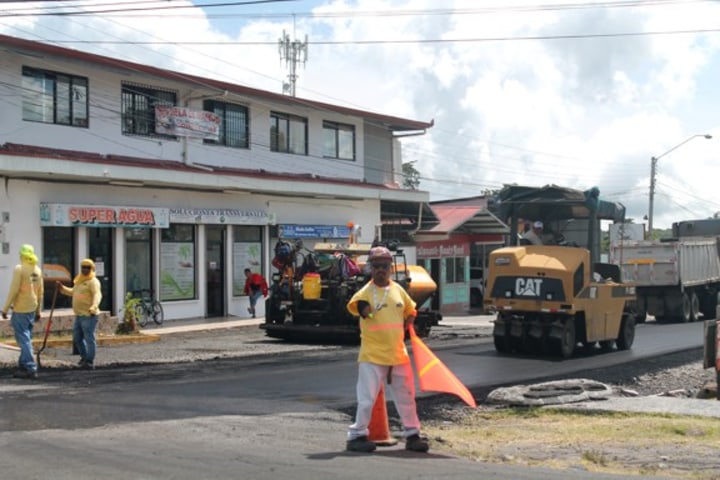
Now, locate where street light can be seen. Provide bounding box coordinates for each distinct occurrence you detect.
[647,133,712,238]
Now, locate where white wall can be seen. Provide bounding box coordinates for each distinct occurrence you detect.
[0,178,380,321]
[0,51,368,183]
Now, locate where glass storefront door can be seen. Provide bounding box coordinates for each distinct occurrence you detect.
[88,227,113,312]
[206,225,225,317]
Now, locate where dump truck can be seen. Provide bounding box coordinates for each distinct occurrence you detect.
[484,185,637,358]
[261,240,442,342]
[610,218,720,323]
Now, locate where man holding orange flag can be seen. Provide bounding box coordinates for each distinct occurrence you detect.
[345,246,429,454]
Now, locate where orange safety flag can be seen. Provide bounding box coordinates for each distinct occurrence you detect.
[408,324,477,408]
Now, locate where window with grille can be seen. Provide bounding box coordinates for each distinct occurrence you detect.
[121,83,176,137]
[203,100,249,148]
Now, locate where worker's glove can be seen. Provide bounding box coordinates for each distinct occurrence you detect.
[89,306,98,315]
[357,300,372,319]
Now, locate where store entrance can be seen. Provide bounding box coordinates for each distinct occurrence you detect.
[206,225,225,317]
[88,227,113,313]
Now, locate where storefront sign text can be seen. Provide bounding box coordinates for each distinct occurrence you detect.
[279,224,350,239]
[169,208,275,225]
[40,203,170,229]
[417,243,468,258]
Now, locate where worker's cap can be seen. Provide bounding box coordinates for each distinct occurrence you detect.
[80,258,95,270]
[19,244,38,264]
[367,246,393,263]
[533,221,543,229]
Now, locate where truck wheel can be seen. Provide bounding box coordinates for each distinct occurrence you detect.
[690,292,700,322]
[265,297,283,324]
[700,292,719,319]
[635,297,647,324]
[681,292,692,323]
[556,317,576,359]
[616,314,636,350]
[493,334,511,353]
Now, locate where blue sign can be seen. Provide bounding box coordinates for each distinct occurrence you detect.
[279,224,351,239]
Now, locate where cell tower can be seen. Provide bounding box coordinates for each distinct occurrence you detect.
[278,30,308,97]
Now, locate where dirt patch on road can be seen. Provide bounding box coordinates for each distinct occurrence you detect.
[422,405,720,479]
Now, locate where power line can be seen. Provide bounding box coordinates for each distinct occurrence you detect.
[0,0,298,17]
[0,0,708,17]
[24,27,720,45]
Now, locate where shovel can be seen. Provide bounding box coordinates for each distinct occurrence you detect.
[36,284,58,369]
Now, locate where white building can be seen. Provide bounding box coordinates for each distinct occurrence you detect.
[0,34,433,321]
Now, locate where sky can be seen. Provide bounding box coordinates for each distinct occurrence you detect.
[2,0,720,229]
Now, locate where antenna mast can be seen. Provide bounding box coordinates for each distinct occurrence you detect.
[278,29,308,96]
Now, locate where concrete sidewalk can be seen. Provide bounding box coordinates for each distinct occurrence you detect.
[0,314,265,362]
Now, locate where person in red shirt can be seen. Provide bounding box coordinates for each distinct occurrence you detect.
[243,268,268,318]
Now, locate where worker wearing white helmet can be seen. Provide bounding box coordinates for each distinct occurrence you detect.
[344,246,430,453]
[522,220,544,245]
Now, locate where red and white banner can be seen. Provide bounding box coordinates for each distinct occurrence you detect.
[155,106,221,140]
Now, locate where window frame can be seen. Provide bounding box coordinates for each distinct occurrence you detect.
[270,111,308,155]
[121,83,177,138]
[203,100,250,148]
[22,66,88,127]
[323,120,355,160]
[159,224,196,301]
[232,226,264,297]
[444,256,465,284]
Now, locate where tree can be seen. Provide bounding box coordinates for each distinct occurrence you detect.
[402,161,421,190]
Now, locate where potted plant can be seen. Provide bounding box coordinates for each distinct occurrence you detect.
[116,292,141,334]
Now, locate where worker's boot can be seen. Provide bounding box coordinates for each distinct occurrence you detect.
[346,435,376,453]
[405,434,429,453]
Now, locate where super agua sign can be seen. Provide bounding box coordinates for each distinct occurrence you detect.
[40,203,170,228]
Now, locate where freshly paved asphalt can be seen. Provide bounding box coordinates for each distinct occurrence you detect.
[3,314,719,418]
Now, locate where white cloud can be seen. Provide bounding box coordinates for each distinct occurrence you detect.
[2,0,720,229]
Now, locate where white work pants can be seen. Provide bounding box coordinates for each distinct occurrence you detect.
[347,361,421,440]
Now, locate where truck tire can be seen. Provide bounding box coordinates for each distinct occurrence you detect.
[700,291,719,320]
[634,296,647,324]
[494,334,511,354]
[690,292,700,322]
[265,297,284,324]
[681,292,693,323]
[681,292,700,323]
[556,317,576,359]
[493,313,512,354]
[616,314,636,350]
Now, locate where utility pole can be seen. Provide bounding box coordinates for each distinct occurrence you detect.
[648,155,657,239]
[278,30,308,97]
[647,134,712,239]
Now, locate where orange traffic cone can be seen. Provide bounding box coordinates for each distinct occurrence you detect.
[367,385,398,446]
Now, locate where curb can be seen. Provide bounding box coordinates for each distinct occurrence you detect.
[2,333,162,350]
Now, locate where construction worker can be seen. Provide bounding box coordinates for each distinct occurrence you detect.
[522,220,544,245]
[58,258,102,369]
[1,244,43,379]
[345,246,429,453]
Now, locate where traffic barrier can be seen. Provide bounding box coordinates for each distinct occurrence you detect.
[367,385,398,446]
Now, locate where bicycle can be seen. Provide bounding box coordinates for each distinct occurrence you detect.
[132,289,164,327]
